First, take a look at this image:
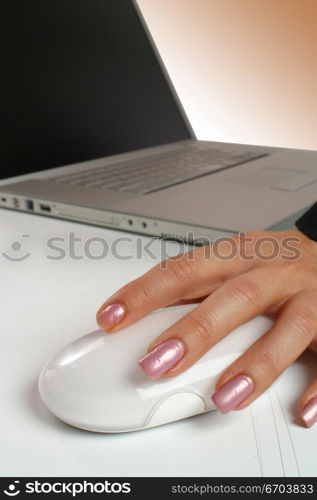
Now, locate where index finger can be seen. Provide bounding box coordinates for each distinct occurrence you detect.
[96,244,251,331]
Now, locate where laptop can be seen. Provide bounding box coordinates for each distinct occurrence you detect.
[1,0,316,243]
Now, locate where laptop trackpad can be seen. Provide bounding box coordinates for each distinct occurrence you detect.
[228,167,317,191]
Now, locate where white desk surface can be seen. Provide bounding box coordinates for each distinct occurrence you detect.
[1,208,316,477]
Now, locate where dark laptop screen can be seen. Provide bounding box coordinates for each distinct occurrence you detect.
[0,0,191,179]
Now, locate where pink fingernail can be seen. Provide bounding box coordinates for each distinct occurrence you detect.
[139,339,185,379]
[211,375,254,413]
[300,396,317,428]
[97,303,126,330]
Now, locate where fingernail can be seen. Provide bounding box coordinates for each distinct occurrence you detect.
[211,375,254,414]
[300,396,317,428]
[97,303,126,330]
[139,339,185,379]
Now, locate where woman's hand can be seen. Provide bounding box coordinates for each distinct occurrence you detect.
[96,229,317,427]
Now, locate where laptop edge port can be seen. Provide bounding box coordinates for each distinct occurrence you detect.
[39,204,51,212]
[25,199,34,211]
[13,197,20,208]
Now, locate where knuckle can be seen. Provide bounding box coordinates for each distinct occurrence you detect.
[186,313,217,344]
[232,231,255,247]
[167,256,196,283]
[279,258,299,274]
[128,279,154,304]
[228,276,262,307]
[258,349,280,374]
[289,307,317,340]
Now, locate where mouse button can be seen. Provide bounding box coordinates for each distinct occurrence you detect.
[48,331,106,369]
[145,392,206,429]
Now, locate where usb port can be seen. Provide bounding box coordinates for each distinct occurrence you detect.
[39,204,51,212]
[13,197,20,208]
[25,199,34,211]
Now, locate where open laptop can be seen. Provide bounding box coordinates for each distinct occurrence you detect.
[1,0,316,243]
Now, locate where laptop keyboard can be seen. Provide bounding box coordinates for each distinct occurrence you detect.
[52,145,266,194]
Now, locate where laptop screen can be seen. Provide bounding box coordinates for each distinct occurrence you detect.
[1,0,191,180]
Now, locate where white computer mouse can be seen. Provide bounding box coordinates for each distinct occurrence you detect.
[39,304,272,433]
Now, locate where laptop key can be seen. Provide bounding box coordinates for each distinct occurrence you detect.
[52,145,267,194]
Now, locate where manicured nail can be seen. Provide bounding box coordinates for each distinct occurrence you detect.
[139,339,185,379]
[300,396,317,428]
[97,303,126,330]
[211,375,254,414]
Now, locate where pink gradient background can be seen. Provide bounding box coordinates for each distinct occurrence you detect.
[137,0,317,150]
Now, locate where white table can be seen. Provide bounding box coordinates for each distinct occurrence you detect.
[1,207,316,477]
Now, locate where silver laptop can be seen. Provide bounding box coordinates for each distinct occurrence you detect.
[1,0,316,243]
